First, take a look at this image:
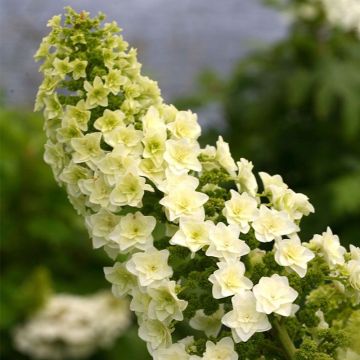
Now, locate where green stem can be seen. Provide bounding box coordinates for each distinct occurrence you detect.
[273,318,297,360]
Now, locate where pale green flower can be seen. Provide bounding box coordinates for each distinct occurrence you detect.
[189,306,224,338]
[148,280,187,322]
[103,124,143,152]
[39,75,61,94]
[86,209,121,248]
[71,133,103,163]
[56,119,83,142]
[102,48,118,69]
[138,318,172,350]
[71,59,88,80]
[47,14,61,28]
[53,57,73,79]
[34,37,51,61]
[139,158,166,186]
[70,32,86,45]
[94,109,125,133]
[142,130,167,166]
[84,76,110,108]
[44,93,62,119]
[79,174,113,209]
[164,138,201,174]
[96,146,139,185]
[103,69,127,94]
[126,249,172,287]
[44,141,66,177]
[64,100,91,131]
[109,211,156,251]
[110,173,153,207]
[104,262,137,297]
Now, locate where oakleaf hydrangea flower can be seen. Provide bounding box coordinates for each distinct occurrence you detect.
[35,8,360,359]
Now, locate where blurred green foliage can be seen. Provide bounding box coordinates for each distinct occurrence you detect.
[0,107,150,359]
[177,0,360,247]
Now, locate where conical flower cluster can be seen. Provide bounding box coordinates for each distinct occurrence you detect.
[36,8,360,359]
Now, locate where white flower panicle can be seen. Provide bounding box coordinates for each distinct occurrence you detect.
[13,292,130,360]
[36,8,359,359]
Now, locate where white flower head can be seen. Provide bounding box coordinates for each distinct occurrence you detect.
[153,342,190,360]
[71,133,103,163]
[160,186,208,222]
[86,209,120,248]
[347,260,360,291]
[138,318,172,350]
[142,106,166,135]
[94,109,125,133]
[252,205,299,243]
[223,189,258,233]
[202,337,237,360]
[222,290,271,342]
[110,173,153,208]
[253,274,298,316]
[142,129,167,166]
[104,124,143,150]
[130,288,152,315]
[158,170,199,194]
[80,173,114,209]
[109,211,156,252]
[209,260,253,299]
[84,76,110,108]
[170,218,211,255]
[236,158,258,197]
[206,223,250,261]
[350,245,360,261]
[274,235,315,277]
[189,306,225,338]
[259,172,288,194]
[126,249,173,286]
[148,280,188,322]
[215,136,237,175]
[104,262,137,297]
[164,138,201,174]
[309,227,346,267]
[271,187,315,220]
[167,110,201,140]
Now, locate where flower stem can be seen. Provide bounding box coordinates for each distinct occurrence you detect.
[273,318,296,360]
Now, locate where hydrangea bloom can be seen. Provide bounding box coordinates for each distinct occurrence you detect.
[36,8,360,359]
[13,292,130,360]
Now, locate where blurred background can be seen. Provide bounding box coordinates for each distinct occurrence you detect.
[0,0,359,359]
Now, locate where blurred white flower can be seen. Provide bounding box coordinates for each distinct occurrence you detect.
[13,292,130,360]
